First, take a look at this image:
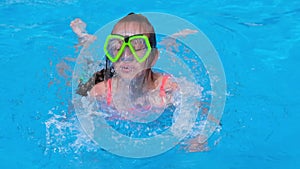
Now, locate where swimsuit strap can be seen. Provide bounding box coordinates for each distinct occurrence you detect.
[159,75,170,105]
[160,75,169,97]
[106,79,112,105]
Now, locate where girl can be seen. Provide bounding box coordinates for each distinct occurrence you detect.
[88,13,178,113]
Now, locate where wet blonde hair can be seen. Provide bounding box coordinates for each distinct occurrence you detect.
[113,13,155,36]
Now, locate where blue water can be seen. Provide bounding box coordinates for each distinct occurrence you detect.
[1,0,299,169]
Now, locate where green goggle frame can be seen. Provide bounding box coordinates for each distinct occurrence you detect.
[104,34,152,63]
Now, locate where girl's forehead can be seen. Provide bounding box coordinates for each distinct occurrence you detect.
[112,22,151,36]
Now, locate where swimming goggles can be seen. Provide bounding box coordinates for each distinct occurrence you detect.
[104,34,152,63]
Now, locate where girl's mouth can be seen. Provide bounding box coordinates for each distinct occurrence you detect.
[120,65,135,73]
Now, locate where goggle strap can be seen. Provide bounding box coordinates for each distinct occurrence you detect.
[105,57,114,79]
[149,33,156,48]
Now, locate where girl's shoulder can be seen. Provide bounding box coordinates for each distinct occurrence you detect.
[154,73,178,91]
[89,80,107,97]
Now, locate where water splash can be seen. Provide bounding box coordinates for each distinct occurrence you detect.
[44,17,223,157]
[44,107,99,155]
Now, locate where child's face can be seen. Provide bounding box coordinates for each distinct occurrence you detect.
[111,22,154,80]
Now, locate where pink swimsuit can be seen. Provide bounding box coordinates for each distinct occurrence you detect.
[106,75,170,106]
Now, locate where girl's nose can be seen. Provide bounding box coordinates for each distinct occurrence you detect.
[120,47,134,62]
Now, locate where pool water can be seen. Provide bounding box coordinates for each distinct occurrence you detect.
[1,0,299,169]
